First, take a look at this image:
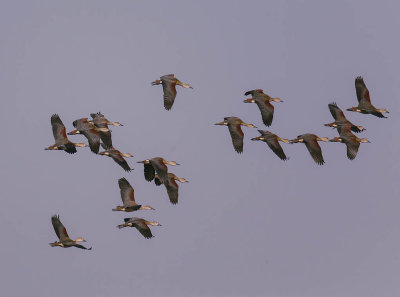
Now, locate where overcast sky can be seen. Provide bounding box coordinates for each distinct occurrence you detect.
[1,1,400,296]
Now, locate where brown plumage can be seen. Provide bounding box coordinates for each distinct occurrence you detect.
[325,102,365,134]
[113,178,154,212]
[68,118,101,154]
[45,114,86,154]
[243,89,283,126]
[154,172,188,205]
[99,145,133,172]
[90,112,123,149]
[215,117,257,153]
[290,134,329,165]
[137,157,179,183]
[346,77,388,118]
[49,215,91,250]
[251,130,290,161]
[329,126,370,160]
[151,74,193,110]
[117,217,161,239]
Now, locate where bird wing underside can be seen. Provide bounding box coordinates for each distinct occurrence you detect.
[144,163,156,181]
[51,215,70,241]
[256,100,274,126]
[328,103,347,121]
[111,153,132,172]
[355,77,371,103]
[304,139,325,165]
[165,178,179,204]
[134,221,153,238]
[162,81,177,110]
[118,178,135,204]
[51,114,69,143]
[265,137,287,160]
[151,158,168,183]
[228,124,244,153]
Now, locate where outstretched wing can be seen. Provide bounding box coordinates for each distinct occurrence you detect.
[342,135,361,160]
[51,114,68,143]
[255,100,274,126]
[228,123,244,153]
[133,220,153,239]
[150,158,168,184]
[355,76,371,103]
[165,176,179,205]
[264,134,288,161]
[162,79,177,110]
[51,215,69,241]
[328,102,347,121]
[304,139,325,165]
[111,152,132,172]
[144,163,155,182]
[244,89,263,97]
[118,178,135,205]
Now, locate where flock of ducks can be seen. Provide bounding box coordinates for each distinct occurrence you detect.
[47,74,192,248]
[47,75,387,249]
[216,76,388,165]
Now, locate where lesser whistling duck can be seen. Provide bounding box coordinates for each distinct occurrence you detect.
[154,172,188,205]
[137,157,179,184]
[215,117,257,153]
[151,74,193,110]
[45,114,86,154]
[49,215,91,250]
[290,134,329,165]
[117,217,161,239]
[112,178,154,212]
[347,76,388,118]
[251,130,290,161]
[89,112,123,149]
[68,118,102,154]
[99,144,133,172]
[329,126,370,160]
[325,102,365,134]
[243,89,283,126]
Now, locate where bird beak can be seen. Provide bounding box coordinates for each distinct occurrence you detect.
[67,130,80,135]
[243,99,255,103]
[151,80,161,85]
[214,121,226,126]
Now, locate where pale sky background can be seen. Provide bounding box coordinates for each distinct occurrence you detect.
[1,1,400,296]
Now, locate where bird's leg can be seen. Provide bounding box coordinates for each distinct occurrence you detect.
[243,98,255,103]
[241,122,257,128]
[176,80,193,89]
[271,97,284,102]
[316,137,330,142]
[277,137,290,143]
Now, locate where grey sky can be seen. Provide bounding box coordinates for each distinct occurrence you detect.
[1,1,399,296]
